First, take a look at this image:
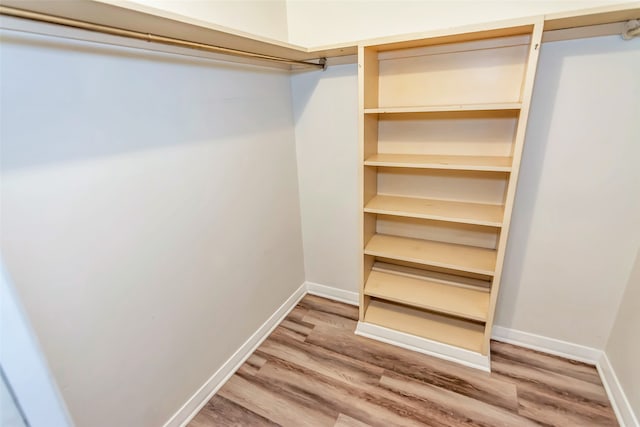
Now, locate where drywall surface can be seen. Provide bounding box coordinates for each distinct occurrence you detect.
[0,29,304,427]
[290,35,640,349]
[291,64,359,291]
[606,249,640,419]
[129,0,289,41]
[286,0,619,46]
[495,35,640,348]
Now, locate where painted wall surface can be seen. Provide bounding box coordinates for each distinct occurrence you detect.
[291,65,360,291]
[286,0,623,46]
[495,35,640,348]
[287,0,624,46]
[129,0,289,41]
[606,249,640,419]
[0,29,304,427]
[291,35,640,349]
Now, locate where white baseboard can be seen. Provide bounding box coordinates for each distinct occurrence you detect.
[491,325,602,364]
[162,282,307,427]
[305,281,359,305]
[355,321,491,371]
[597,353,639,427]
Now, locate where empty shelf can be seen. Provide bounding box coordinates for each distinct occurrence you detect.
[364,153,512,171]
[364,103,522,114]
[363,299,485,352]
[364,195,504,227]
[364,234,497,276]
[364,270,490,321]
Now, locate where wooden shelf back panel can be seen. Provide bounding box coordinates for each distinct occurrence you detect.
[364,270,490,321]
[364,299,485,352]
[377,168,509,206]
[365,194,504,227]
[364,234,497,276]
[378,44,529,107]
[376,215,498,250]
[365,153,512,171]
[377,111,518,158]
[373,261,492,290]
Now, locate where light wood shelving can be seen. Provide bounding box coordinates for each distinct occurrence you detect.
[364,195,504,227]
[364,103,522,114]
[364,234,497,277]
[364,270,490,321]
[364,154,513,171]
[358,19,546,368]
[363,299,485,353]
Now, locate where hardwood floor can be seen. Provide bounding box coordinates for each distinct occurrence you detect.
[188,295,617,427]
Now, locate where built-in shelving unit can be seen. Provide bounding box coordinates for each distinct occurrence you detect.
[364,195,504,227]
[356,20,545,371]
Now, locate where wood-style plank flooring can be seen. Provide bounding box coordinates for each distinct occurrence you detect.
[189,295,617,427]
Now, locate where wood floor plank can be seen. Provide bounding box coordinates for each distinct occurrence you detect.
[305,323,519,411]
[218,372,338,426]
[255,331,384,386]
[190,296,619,427]
[287,305,310,322]
[380,372,540,427]
[303,309,358,330]
[187,395,278,427]
[516,386,618,427]
[237,353,268,376]
[491,340,603,385]
[255,358,433,427]
[280,318,315,338]
[298,295,359,320]
[269,324,307,342]
[491,354,610,405]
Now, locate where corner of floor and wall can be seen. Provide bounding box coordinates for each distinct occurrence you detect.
[1,3,639,427]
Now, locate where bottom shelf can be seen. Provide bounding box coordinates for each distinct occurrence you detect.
[363,299,485,353]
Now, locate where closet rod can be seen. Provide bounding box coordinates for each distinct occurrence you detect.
[0,5,324,69]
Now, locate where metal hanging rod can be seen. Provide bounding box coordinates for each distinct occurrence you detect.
[0,5,325,69]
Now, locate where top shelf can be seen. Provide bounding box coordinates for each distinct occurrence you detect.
[364,103,522,114]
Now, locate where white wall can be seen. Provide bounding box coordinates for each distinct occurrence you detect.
[291,35,640,349]
[606,249,640,419]
[495,35,640,348]
[0,28,305,427]
[291,65,360,291]
[128,0,289,42]
[286,0,620,46]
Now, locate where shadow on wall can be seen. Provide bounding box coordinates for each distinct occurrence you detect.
[496,36,640,327]
[0,32,290,171]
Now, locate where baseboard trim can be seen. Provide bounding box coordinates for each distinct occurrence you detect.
[162,282,307,427]
[355,321,491,372]
[305,281,359,306]
[491,325,601,364]
[597,353,639,427]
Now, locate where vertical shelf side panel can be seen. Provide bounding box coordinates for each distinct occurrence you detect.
[359,46,379,320]
[483,20,545,353]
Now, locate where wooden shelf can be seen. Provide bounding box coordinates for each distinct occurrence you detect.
[364,270,490,321]
[364,299,484,352]
[364,195,504,227]
[364,234,497,276]
[364,103,522,114]
[364,154,512,172]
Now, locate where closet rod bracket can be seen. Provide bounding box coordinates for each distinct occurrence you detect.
[622,20,640,40]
